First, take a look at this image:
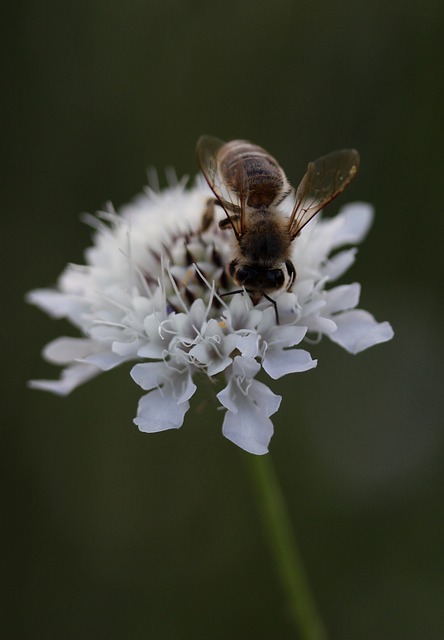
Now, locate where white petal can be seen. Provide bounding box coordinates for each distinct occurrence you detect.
[322,248,357,280]
[42,337,96,364]
[26,289,86,319]
[216,381,238,414]
[299,297,327,319]
[263,348,317,379]
[174,372,197,403]
[306,316,338,334]
[325,283,361,313]
[235,333,260,359]
[222,408,273,455]
[331,203,374,247]
[190,342,232,376]
[137,341,167,359]
[134,389,189,432]
[131,363,197,403]
[248,380,282,417]
[138,314,171,358]
[83,350,131,371]
[232,355,261,380]
[328,309,394,353]
[264,324,307,348]
[293,278,315,301]
[131,362,171,390]
[225,294,262,330]
[89,325,122,341]
[28,362,101,396]
[112,337,142,357]
[217,377,281,454]
[187,298,208,326]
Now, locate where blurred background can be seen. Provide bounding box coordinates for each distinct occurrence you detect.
[2,0,444,638]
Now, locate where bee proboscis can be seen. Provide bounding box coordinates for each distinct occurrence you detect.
[197,136,360,320]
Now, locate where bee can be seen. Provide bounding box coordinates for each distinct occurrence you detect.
[197,135,359,318]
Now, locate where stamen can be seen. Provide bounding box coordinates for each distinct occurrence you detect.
[165,262,189,314]
[192,264,228,309]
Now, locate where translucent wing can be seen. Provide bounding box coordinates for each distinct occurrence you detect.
[288,149,360,239]
[196,135,249,237]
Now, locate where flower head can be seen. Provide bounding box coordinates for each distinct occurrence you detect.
[27,175,393,454]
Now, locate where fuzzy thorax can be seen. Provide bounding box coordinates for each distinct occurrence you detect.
[236,209,292,267]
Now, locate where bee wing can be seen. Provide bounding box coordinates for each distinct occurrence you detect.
[196,135,248,237]
[288,149,360,239]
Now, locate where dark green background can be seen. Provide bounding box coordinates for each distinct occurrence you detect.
[3,1,444,638]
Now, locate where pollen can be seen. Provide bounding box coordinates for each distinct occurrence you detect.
[182,267,195,286]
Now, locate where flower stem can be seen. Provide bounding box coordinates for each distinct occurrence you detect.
[246,454,327,640]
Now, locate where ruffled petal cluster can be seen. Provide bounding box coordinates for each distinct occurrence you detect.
[27,179,393,454]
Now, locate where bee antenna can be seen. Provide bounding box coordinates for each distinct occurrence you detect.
[263,294,280,325]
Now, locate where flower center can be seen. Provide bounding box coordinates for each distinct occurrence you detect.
[144,220,233,318]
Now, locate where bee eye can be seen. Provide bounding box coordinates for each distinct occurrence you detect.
[266,269,284,289]
[236,266,255,284]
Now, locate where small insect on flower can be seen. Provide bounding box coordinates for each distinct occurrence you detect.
[197,136,360,321]
[27,137,393,455]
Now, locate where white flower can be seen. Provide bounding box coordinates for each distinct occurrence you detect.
[27,177,394,454]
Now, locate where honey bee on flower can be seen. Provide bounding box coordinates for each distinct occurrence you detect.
[27,138,393,454]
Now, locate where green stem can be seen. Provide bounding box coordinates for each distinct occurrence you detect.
[246,454,327,640]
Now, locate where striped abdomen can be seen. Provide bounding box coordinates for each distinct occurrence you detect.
[218,140,290,209]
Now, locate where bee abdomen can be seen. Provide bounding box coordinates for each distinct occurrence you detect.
[220,140,287,208]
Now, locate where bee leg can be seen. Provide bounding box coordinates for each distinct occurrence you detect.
[218,218,231,230]
[200,197,216,232]
[202,198,241,232]
[219,213,241,230]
